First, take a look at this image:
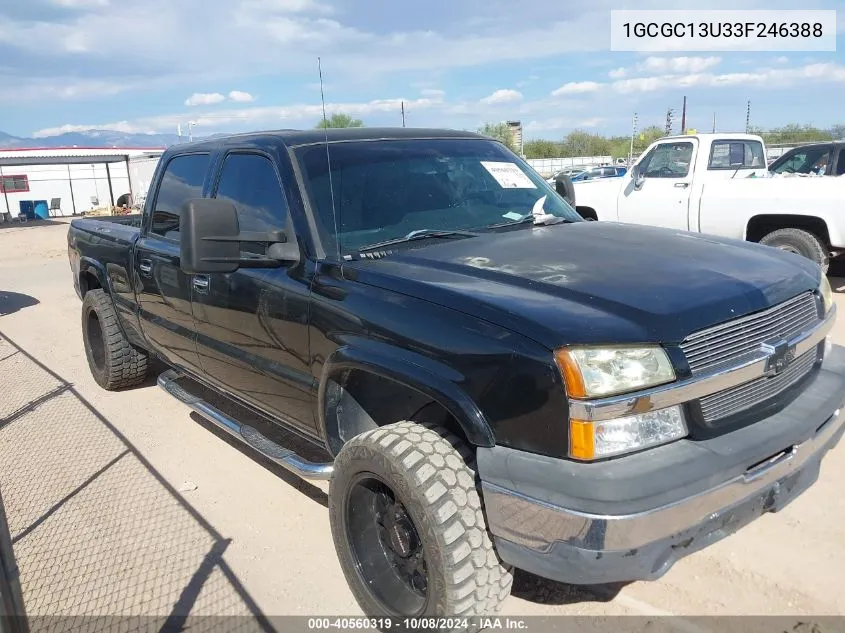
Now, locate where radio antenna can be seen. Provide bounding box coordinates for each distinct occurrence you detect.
[318,56,341,261]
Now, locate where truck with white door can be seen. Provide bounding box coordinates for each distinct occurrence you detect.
[572,133,845,271]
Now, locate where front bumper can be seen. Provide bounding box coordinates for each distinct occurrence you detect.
[478,345,845,585]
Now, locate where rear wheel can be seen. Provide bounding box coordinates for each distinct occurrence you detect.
[82,289,149,390]
[329,421,513,628]
[759,227,829,273]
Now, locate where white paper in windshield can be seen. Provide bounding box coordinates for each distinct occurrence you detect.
[480,161,537,189]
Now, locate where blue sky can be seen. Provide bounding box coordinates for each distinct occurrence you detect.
[0,0,843,140]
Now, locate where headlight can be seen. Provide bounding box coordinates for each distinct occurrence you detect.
[554,345,676,399]
[570,406,687,460]
[820,274,833,314]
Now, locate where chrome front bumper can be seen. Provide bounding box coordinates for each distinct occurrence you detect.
[478,343,845,585]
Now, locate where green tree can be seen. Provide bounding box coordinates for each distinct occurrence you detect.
[559,130,614,158]
[523,139,561,158]
[478,122,516,151]
[315,112,365,129]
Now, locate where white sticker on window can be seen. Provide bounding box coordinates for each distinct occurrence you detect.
[480,161,537,189]
[502,211,523,220]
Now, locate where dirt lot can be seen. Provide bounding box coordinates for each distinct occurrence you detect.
[1,219,844,624]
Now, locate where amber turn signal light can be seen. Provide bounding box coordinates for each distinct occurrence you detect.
[553,348,587,398]
[569,419,595,460]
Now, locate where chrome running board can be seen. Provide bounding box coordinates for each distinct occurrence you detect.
[157,369,334,481]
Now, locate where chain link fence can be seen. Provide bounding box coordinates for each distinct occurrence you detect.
[0,331,276,633]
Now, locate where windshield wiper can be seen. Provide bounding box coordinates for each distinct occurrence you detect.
[486,213,571,229]
[358,229,478,252]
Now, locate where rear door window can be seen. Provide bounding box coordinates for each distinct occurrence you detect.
[150,153,211,239]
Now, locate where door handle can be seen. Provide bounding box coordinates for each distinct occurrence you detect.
[674,182,690,188]
[139,260,152,275]
[193,275,210,294]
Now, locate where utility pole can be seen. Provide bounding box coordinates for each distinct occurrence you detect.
[401,101,406,128]
[745,100,751,133]
[188,120,197,142]
[680,96,687,134]
[629,112,638,166]
[665,108,675,136]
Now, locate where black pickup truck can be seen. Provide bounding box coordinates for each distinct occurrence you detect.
[67,128,845,624]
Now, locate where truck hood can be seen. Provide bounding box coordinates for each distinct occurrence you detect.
[345,221,821,348]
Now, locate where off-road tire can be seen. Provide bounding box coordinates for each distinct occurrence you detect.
[329,421,513,626]
[82,289,148,390]
[759,227,829,273]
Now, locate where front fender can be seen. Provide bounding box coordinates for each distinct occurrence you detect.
[318,343,496,450]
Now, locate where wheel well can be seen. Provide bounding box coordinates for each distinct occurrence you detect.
[323,369,468,456]
[576,206,598,221]
[746,214,830,246]
[79,271,102,297]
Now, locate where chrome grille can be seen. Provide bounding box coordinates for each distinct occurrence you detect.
[680,292,820,375]
[698,348,819,422]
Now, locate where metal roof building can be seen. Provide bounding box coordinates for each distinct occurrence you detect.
[0,147,164,219]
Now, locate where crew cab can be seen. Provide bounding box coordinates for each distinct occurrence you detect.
[572,133,845,271]
[67,128,845,625]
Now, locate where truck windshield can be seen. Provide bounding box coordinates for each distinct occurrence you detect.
[295,138,582,255]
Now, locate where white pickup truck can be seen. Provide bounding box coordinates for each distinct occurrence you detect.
[571,133,845,271]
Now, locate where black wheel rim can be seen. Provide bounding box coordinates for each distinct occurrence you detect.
[86,309,106,371]
[344,473,429,616]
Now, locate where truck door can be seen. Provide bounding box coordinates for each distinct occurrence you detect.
[191,151,316,435]
[617,139,696,231]
[134,152,211,375]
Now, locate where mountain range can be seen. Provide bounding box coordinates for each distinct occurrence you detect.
[0,129,209,149]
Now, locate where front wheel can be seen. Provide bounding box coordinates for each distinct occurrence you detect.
[759,227,829,273]
[329,421,513,627]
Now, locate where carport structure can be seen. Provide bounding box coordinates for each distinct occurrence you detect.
[0,148,163,217]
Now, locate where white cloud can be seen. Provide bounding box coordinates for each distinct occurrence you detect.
[185,92,226,106]
[228,90,255,103]
[551,81,601,96]
[32,121,156,138]
[608,67,627,79]
[421,88,446,98]
[774,56,789,63]
[51,0,110,7]
[238,0,332,13]
[639,56,722,73]
[609,62,845,94]
[36,95,447,137]
[0,78,137,103]
[525,117,603,132]
[480,89,523,104]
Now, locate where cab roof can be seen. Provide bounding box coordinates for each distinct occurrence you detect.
[170,127,489,152]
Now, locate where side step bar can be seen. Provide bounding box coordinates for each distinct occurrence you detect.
[157,369,334,481]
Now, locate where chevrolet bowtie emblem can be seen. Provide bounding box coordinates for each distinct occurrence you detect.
[761,339,795,377]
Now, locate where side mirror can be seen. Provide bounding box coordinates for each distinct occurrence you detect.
[631,164,645,189]
[180,198,299,274]
[630,164,640,180]
[181,198,241,274]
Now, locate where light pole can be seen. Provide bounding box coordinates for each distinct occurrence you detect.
[188,121,198,142]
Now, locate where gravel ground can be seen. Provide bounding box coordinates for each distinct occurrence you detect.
[0,219,843,629]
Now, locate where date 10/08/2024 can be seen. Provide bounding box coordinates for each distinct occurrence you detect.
[307,617,529,631]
